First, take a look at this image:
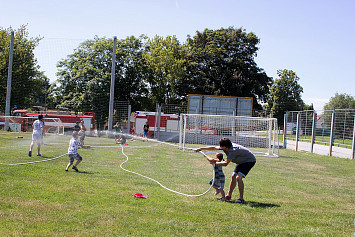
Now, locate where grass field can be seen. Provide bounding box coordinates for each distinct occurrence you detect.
[0,132,354,236]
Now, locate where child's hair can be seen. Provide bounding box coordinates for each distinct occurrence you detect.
[72,131,79,137]
[216,153,224,161]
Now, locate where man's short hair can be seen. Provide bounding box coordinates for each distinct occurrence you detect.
[38,115,44,120]
[219,137,232,148]
[72,131,79,137]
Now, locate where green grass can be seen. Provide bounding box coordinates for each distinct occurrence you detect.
[0,132,354,236]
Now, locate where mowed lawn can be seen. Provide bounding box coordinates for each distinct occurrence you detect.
[0,132,354,236]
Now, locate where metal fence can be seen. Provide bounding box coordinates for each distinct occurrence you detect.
[284,109,355,159]
[161,104,188,115]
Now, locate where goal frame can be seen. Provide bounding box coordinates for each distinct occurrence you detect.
[179,114,279,157]
[0,116,64,134]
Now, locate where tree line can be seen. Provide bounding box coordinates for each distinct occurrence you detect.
[1,25,354,128]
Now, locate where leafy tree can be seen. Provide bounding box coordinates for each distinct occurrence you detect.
[323,93,355,110]
[53,36,113,117]
[51,36,148,128]
[115,36,149,111]
[303,103,314,111]
[142,35,186,108]
[265,69,303,125]
[183,27,272,109]
[32,72,50,108]
[0,25,45,112]
[322,93,355,139]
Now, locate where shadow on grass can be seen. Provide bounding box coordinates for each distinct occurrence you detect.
[75,170,95,174]
[227,200,280,208]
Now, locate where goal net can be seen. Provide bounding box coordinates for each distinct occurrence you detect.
[0,116,63,134]
[179,114,279,157]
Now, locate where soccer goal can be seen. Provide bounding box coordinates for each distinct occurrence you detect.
[179,114,279,157]
[0,116,63,134]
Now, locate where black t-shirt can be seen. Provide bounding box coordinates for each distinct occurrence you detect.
[74,124,80,132]
[143,124,149,132]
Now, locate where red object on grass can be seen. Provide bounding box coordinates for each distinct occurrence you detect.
[134,193,147,199]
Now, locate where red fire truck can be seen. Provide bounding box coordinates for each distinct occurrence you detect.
[134,111,180,138]
[12,110,96,134]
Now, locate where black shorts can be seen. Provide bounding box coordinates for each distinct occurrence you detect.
[233,162,256,178]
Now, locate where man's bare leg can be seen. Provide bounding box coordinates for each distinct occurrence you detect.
[226,174,237,199]
[236,175,244,200]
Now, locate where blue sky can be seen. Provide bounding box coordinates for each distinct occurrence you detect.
[1,0,354,111]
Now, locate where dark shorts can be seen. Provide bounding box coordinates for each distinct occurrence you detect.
[69,153,82,164]
[233,162,256,178]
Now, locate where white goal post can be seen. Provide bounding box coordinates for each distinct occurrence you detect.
[0,116,64,134]
[179,114,279,157]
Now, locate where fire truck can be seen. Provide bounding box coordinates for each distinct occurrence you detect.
[12,110,96,134]
[134,111,180,138]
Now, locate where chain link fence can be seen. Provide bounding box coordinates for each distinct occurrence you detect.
[284,109,355,159]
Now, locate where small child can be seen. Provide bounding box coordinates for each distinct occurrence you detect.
[116,134,127,145]
[79,120,86,145]
[203,152,226,201]
[66,131,90,172]
[29,114,45,157]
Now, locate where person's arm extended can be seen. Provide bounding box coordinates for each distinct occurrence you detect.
[194,146,220,152]
[215,159,231,166]
[79,145,91,149]
[202,153,218,163]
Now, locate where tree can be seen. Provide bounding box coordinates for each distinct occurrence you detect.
[183,27,272,109]
[51,36,148,128]
[142,35,186,107]
[265,69,304,125]
[115,36,149,111]
[322,93,355,139]
[323,93,355,110]
[0,25,45,112]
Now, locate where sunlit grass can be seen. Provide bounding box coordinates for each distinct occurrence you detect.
[0,132,354,236]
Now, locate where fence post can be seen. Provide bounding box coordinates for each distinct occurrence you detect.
[352,115,355,160]
[329,110,335,156]
[311,112,317,153]
[127,104,131,135]
[154,103,159,139]
[108,36,117,132]
[5,31,15,131]
[232,110,236,142]
[157,104,162,140]
[183,115,188,152]
[283,113,288,149]
[179,114,183,149]
[295,113,300,151]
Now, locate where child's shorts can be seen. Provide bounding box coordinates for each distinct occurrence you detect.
[68,153,83,164]
[32,134,42,143]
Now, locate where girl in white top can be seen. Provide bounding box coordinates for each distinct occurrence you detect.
[28,115,45,157]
